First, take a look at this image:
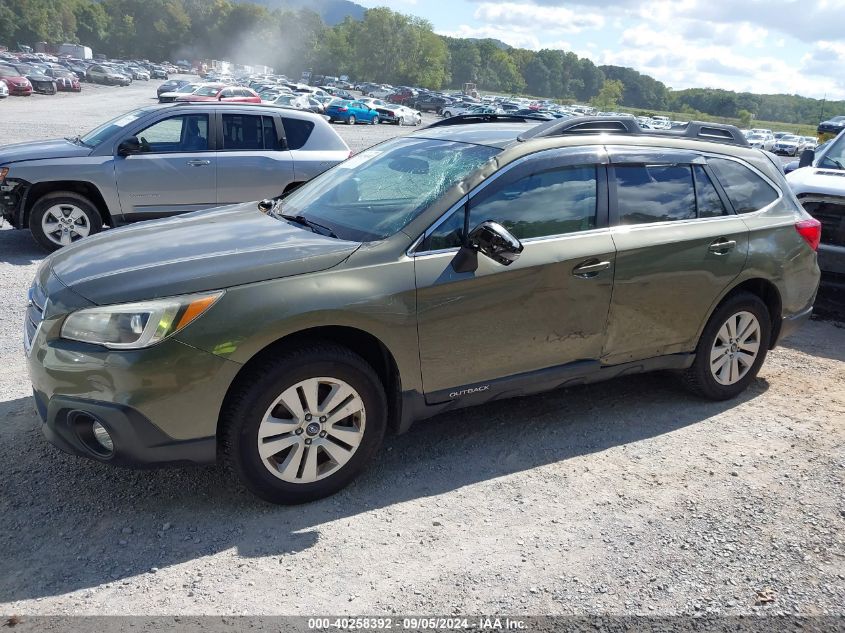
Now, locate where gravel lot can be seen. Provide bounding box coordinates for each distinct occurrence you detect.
[1,79,843,618]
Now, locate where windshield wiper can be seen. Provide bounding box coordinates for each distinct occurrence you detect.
[279,213,338,239]
[66,135,90,147]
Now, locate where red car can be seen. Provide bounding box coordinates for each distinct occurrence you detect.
[176,84,261,103]
[0,66,32,96]
[45,66,81,92]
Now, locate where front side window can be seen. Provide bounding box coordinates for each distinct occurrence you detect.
[423,165,598,251]
[135,114,209,153]
[277,137,498,241]
[708,157,779,213]
[615,164,696,224]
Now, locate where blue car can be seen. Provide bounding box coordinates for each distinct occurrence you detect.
[326,100,381,125]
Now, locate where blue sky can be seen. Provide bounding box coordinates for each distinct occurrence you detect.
[355,0,845,100]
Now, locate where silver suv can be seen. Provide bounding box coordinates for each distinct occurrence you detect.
[0,103,351,250]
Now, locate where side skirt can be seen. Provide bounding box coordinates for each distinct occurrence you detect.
[396,353,695,433]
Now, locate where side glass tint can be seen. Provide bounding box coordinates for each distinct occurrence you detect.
[615,164,696,224]
[708,157,778,214]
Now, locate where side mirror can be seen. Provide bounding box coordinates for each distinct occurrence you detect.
[117,136,141,156]
[798,149,815,168]
[257,199,274,213]
[452,221,523,273]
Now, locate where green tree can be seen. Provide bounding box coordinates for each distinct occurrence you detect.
[591,79,624,110]
[737,109,753,128]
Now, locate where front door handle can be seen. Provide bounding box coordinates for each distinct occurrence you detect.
[187,159,211,167]
[572,259,611,278]
[708,238,737,254]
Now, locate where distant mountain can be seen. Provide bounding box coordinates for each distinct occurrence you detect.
[242,0,366,25]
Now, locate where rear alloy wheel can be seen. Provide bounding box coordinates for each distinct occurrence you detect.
[29,191,103,252]
[222,344,387,504]
[347,115,356,125]
[682,292,771,400]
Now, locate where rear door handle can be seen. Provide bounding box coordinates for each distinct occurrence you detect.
[708,239,737,254]
[187,159,211,167]
[572,259,611,278]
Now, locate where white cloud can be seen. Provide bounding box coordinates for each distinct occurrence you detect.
[436,24,544,50]
[473,2,604,32]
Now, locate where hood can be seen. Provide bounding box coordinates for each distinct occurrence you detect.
[0,138,92,165]
[2,75,29,85]
[786,166,845,197]
[47,203,361,304]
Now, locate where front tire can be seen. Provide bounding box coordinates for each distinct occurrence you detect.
[682,292,771,400]
[221,344,387,504]
[347,115,356,125]
[29,191,102,252]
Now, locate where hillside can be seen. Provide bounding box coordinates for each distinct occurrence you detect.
[239,0,366,24]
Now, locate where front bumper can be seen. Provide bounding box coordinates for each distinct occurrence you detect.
[0,177,28,227]
[26,281,242,467]
[35,393,217,467]
[7,84,32,96]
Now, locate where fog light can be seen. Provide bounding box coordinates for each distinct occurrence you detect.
[91,420,114,453]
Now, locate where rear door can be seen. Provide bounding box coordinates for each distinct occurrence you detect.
[114,112,217,219]
[214,110,295,203]
[602,147,749,365]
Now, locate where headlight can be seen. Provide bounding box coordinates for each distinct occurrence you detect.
[61,291,223,349]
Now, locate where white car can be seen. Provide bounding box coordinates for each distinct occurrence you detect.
[368,86,394,99]
[441,104,502,118]
[786,129,845,277]
[772,134,803,156]
[0,80,8,98]
[373,103,422,126]
[746,132,775,151]
[358,97,389,109]
[157,82,203,103]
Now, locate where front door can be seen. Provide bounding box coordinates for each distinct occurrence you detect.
[602,150,749,365]
[114,112,217,219]
[414,149,615,401]
[215,112,294,203]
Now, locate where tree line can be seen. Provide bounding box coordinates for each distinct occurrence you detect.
[2,0,842,125]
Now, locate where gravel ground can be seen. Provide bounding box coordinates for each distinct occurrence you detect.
[1,80,844,618]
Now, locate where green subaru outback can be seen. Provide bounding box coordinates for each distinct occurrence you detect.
[26,115,821,504]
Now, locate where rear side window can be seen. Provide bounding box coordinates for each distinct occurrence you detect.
[222,114,278,150]
[615,164,696,224]
[694,165,727,218]
[282,117,315,150]
[708,157,778,213]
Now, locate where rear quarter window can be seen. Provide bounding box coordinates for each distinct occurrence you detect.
[282,117,315,150]
[708,157,779,214]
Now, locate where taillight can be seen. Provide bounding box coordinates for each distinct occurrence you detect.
[339,107,348,112]
[795,218,821,251]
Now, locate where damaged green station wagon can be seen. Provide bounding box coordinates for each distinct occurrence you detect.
[26,115,821,504]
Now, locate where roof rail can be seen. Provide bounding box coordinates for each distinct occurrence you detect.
[424,113,554,128]
[519,115,749,147]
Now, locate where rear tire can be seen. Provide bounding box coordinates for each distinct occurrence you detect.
[221,344,387,504]
[29,191,103,252]
[682,292,771,400]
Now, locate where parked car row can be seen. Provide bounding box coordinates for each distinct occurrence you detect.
[0,50,177,98]
[155,77,424,127]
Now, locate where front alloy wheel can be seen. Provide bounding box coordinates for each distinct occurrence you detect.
[29,191,103,252]
[222,344,387,504]
[257,377,366,483]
